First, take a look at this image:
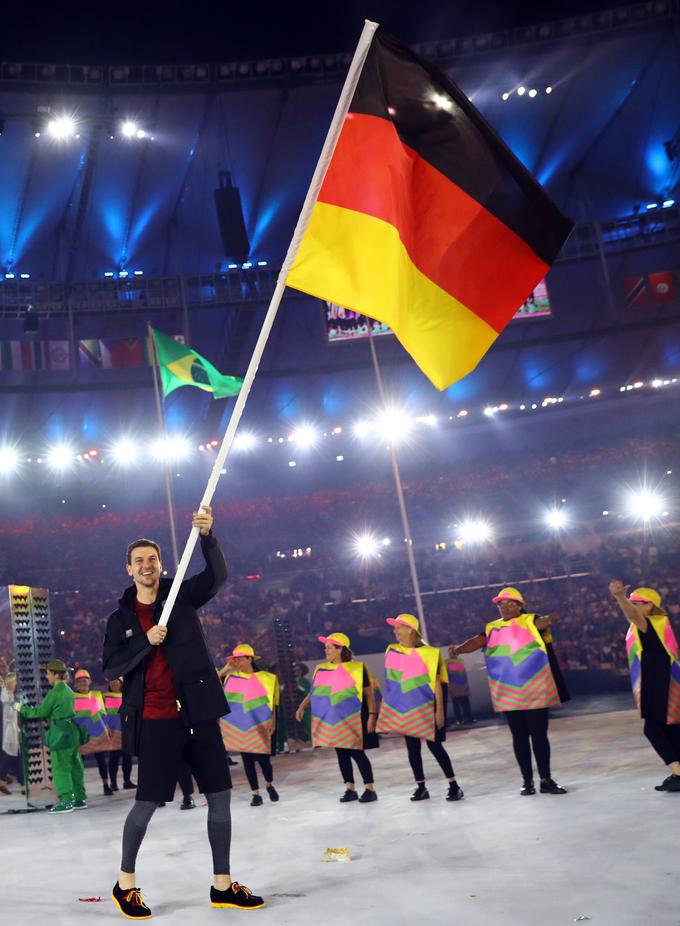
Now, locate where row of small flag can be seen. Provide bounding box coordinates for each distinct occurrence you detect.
[0,336,182,372]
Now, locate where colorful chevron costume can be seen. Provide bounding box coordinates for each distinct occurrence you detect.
[484,614,560,713]
[626,615,680,724]
[377,644,440,741]
[104,692,123,751]
[73,689,112,754]
[310,661,365,749]
[220,670,279,754]
[446,657,470,698]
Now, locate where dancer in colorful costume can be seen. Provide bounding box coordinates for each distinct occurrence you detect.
[73,668,113,795]
[451,587,568,795]
[105,677,135,791]
[609,581,680,791]
[446,656,475,724]
[296,632,378,803]
[219,644,280,807]
[17,659,87,813]
[378,614,463,802]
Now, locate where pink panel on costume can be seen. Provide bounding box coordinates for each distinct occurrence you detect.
[225,674,267,701]
[487,623,536,654]
[385,648,429,681]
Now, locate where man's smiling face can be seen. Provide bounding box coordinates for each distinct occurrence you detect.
[126,547,162,589]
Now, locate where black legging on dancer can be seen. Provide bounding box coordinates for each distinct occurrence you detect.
[505,708,551,781]
[643,719,680,764]
[93,751,110,785]
[336,748,374,785]
[109,750,133,787]
[405,736,455,782]
[241,753,274,791]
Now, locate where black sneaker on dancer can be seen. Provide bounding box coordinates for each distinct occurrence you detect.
[123,779,136,790]
[266,785,279,802]
[180,796,195,810]
[104,782,114,796]
[110,781,120,792]
[210,882,266,910]
[446,782,464,801]
[540,778,567,794]
[339,788,358,802]
[520,779,536,796]
[655,774,680,792]
[112,882,152,920]
[250,794,263,806]
[358,789,378,803]
[410,784,430,801]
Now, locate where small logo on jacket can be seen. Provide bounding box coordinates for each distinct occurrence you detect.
[125,628,133,638]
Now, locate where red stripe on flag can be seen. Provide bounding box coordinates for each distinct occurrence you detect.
[318,113,548,333]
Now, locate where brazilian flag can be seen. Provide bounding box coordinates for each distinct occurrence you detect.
[150,328,243,399]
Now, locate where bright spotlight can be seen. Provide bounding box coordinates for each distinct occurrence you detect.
[431,91,454,113]
[136,129,146,139]
[151,435,192,462]
[626,489,664,521]
[501,92,510,101]
[290,424,319,449]
[110,438,139,466]
[528,88,538,98]
[47,444,75,470]
[353,532,381,559]
[47,116,76,140]
[546,508,568,530]
[517,86,526,96]
[375,407,412,443]
[545,86,553,94]
[0,446,20,474]
[121,120,138,138]
[353,420,373,439]
[456,519,493,545]
[234,432,257,451]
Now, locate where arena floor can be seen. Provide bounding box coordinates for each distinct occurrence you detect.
[3,704,677,926]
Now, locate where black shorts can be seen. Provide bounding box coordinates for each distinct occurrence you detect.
[136,718,231,803]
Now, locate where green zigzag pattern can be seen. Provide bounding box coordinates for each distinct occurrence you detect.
[485,641,542,666]
[227,693,270,712]
[385,668,431,693]
[311,685,357,706]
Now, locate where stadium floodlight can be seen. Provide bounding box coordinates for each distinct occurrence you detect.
[501,92,510,101]
[233,432,257,451]
[121,120,138,138]
[546,508,568,530]
[290,424,319,450]
[456,519,493,544]
[374,406,412,443]
[110,438,139,466]
[352,531,381,559]
[353,419,373,438]
[626,489,665,521]
[517,86,526,96]
[151,435,192,462]
[47,443,75,470]
[528,88,538,98]
[47,116,76,140]
[0,446,20,474]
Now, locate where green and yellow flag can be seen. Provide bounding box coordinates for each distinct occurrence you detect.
[150,328,243,399]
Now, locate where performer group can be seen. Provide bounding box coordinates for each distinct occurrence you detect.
[9,504,680,919]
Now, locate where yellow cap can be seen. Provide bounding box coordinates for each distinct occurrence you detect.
[318,632,351,650]
[629,587,661,608]
[492,587,525,605]
[74,669,91,680]
[228,644,259,661]
[386,613,421,635]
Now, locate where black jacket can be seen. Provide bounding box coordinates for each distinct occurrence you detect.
[102,533,229,754]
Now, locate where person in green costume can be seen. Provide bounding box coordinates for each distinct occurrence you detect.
[16,659,87,814]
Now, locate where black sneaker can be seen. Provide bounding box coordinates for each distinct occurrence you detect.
[250,794,263,806]
[210,882,265,910]
[103,783,114,796]
[123,780,137,790]
[266,785,279,802]
[227,756,238,766]
[410,784,430,802]
[157,802,166,808]
[521,780,536,796]
[111,882,152,920]
[110,782,119,792]
[540,778,567,794]
[358,789,378,803]
[339,789,359,802]
[655,774,680,792]
[180,796,195,810]
[446,782,464,802]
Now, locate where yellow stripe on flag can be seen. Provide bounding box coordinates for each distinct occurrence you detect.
[166,355,212,392]
[287,202,498,391]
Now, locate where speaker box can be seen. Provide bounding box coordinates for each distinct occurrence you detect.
[214,171,250,263]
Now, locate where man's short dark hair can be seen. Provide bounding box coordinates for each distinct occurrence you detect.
[127,539,161,565]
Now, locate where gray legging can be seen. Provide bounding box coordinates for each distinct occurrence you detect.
[121,790,232,875]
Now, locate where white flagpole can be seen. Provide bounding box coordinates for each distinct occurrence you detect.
[148,323,180,569]
[158,19,379,626]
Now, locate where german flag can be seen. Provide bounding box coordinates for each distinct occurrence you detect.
[286,29,574,390]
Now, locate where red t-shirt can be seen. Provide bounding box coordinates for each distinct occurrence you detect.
[135,599,179,720]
